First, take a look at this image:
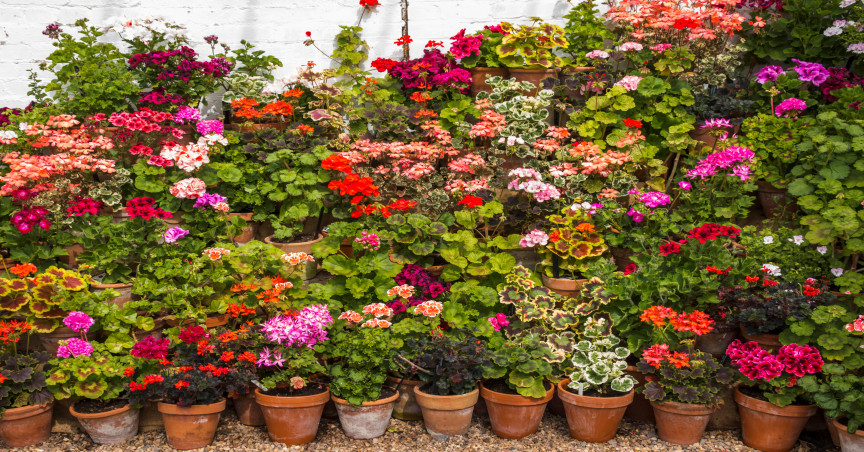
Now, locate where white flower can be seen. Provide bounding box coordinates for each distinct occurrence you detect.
[17,122,28,131]
[840,0,857,7]
[788,235,804,245]
[831,268,844,277]
[762,264,781,277]
[849,43,864,54]
[763,236,774,245]
[0,130,17,139]
[571,202,593,211]
[824,26,844,37]
[817,246,828,255]
[834,20,848,27]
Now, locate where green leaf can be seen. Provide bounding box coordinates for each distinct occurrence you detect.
[323,255,358,276]
[636,77,667,97]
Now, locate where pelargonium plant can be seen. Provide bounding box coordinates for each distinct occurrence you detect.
[0,320,52,416]
[390,264,451,313]
[567,328,637,396]
[522,204,607,279]
[726,339,823,406]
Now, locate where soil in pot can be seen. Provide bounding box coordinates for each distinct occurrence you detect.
[832,418,864,452]
[735,386,817,452]
[0,402,53,447]
[255,385,330,445]
[557,379,633,443]
[650,400,715,446]
[331,387,399,440]
[386,375,423,420]
[157,399,226,450]
[413,385,479,438]
[69,399,139,445]
[480,379,554,440]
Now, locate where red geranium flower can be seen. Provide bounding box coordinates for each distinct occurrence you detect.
[658,243,681,256]
[371,57,396,73]
[623,118,642,128]
[394,35,413,46]
[457,195,483,208]
[359,0,379,6]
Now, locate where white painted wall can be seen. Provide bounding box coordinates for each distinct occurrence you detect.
[0,0,574,107]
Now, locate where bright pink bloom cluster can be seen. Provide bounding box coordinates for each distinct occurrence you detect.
[685,146,754,180]
[449,29,483,59]
[66,196,103,217]
[726,340,823,381]
[62,311,94,333]
[57,338,93,358]
[354,230,381,251]
[131,336,170,360]
[11,206,50,233]
[775,97,807,117]
[846,315,864,333]
[107,108,175,132]
[125,197,172,220]
[489,313,509,331]
[259,305,333,348]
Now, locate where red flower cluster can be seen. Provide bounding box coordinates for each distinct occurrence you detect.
[227,303,256,318]
[394,35,413,46]
[705,265,731,275]
[686,223,740,243]
[457,195,483,208]
[129,144,154,156]
[66,196,103,217]
[641,306,714,335]
[371,57,397,73]
[624,263,638,275]
[131,336,170,360]
[673,17,701,30]
[321,155,353,174]
[623,118,642,128]
[198,363,231,377]
[658,242,681,256]
[640,306,676,327]
[0,320,31,346]
[803,284,821,296]
[178,325,209,344]
[125,197,172,220]
[328,173,380,205]
[359,0,379,6]
[642,344,690,369]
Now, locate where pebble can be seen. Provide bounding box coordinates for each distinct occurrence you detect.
[2,410,836,451]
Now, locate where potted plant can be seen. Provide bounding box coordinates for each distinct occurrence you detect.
[480,266,583,439]
[726,339,822,452]
[252,304,334,445]
[687,93,754,150]
[558,323,637,443]
[722,273,835,351]
[533,205,607,297]
[735,226,835,285]
[127,325,252,450]
[0,319,53,447]
[402,327,489,438]
[327,303,399,439]
[637,306,733,445]
[448,25,509,96]
[47,312,141,444]
[561,0,614,69]
[495,19,569,93]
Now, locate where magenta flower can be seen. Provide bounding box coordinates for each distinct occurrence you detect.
[131,336,170,360]
[259,305,333,348]
[196,119,223,135]
[489,313,509,331]
[637,191,671,208]
[679,181,692,190]
[62,311,94,333]
[449,29,483,60]
[775,97,807,117]
[777,344,823,377]
[792,59,830,86]
[755,65,785,84]
[56,338,93,358]
[163,227,189,244]
[627,208,645,223]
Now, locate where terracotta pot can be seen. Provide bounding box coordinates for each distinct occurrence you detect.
[0,402,53,447]
[229,213,258,245]
[413,386,478,438]
[331,391,399,440]
[157,399,226,450]
[690,123,740,152]
[38,326,77,356]
[832,418,864,452]
[339,239,354,258]
[756,180,798,219]
[508,68,558,96]
[827,414,841,446]
[255,387,330,444]
[264,234,323,280]
[740,327,782,352]
[386,376,423,420]
[61,243,85,269]
[695,327,738,356]
[91,282,134,309]
[624,366,654,423]
[423,264,445,278]
[165,313,229,328]
[541,274,586,298]
[69,401,139,444]
[233,391,265,426]
[479,381,554,439]
[468,67,509,97]
[557,379,633,443]
[650,400,715,445]
[735,388,817,452]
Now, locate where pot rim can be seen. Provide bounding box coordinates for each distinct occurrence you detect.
[649,400,715,415]
[157,398,226,415]
[69,400,134,419]
[0,401,53,420]
[37,326,77,337]
[91,281,134,289]
[386,375,424,386]
[556,379,634,409]
[479,381,554,405]
[831,417,864,438]
[414,385,479,399]
[331,390,400,408]
[264,234,324,246]
[254,387,330,407]
[733,387,817,417]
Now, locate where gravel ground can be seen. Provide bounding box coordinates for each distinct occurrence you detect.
[2,409,838,452]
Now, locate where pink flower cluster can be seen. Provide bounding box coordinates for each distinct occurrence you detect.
[0,152,117,196]
[259,305,333,349]
[507,168,561,202]
[449,29,483,59]
[163,227,189,244]
[469,100,506,139]
[125,197,172,220]
[173,106,200,124]
[354,230,381,251]
[10,206,50,233]
[448,153,485,174]
[637,191,672,208]
[63,311,94,333]
[726,340,823,381]
[489,313,509,331]
[615,75,643,91]
[846,315,864,333]
[169,177,207,199]
[685,145,754,180]
[131,336,170,360]
[66,196,103,217]
[160,142,210,172]
[775,97,807,117]
[107,108,175,132]
[520,229,549,248]
[57,338,93,358]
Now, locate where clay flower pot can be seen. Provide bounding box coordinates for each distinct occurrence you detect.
[695,327,738,356]
[650,400,715,445]
[413,385,479,438]
[255,387,330,444]
[557,379,634,443]
[331,391,399,440]
[91,281,134,309]
[479,381,554,439]
[0,402,53,447]
[386,376,423,420]
[739,327,782,352]
[832,418,864,451]
[228,212,258,245]
[468,67,509,97]
[69,401,139,444]
[541,274,587,298]
[37,326,77,356]
[264,234,323,280]
[624,366,655,423]
[756,180,798,219]
[157,399,226,450]
[233,391,265,426]
[735,388,817,452]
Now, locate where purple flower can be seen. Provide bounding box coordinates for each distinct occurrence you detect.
[792,59,830,86]
[174,106,201,124]
[163,227,189,244]
[193,192,228,209]
[42,23,62,40]
[755,66,785,84]
[196,120,223,135]
[63,311,94,333]
[775,97,807,117]
[56,338,93,358]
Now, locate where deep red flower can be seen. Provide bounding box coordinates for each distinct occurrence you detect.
[178,325,209,344]
[457,195,483,208]
[658,243,681,256]
[371,58,397,73]
[623,118,642,128]
[394,35,413,46]
[623,263,638,275]
[359,0,379,6]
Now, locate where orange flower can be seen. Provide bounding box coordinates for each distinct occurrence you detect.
[667,351,691,368]
[282,88,305,98]
[640,306,676,327]
[262,100,295,116]
[175,380,189,389]
[410,91,433,103]
[574,223,595,232]
[219,351,234,362]
[296,124,314,134]
[237,352,257,362]
[9,263,36,277]
[415,109,438,119]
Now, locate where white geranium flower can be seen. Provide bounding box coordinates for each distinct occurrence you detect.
[840,0,856,8]
[824,26,844,37]
[832,268,844,277]
[817,246,828,255]
[789,235,804,245]
[763,236,774,245]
